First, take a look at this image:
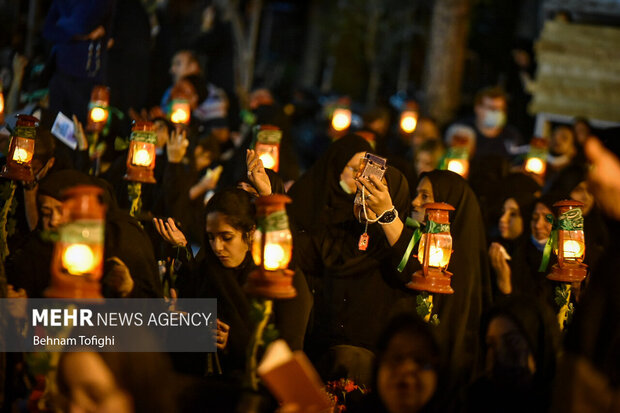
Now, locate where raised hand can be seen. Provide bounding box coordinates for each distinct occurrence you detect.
[167,129,188,163]
[72,114,88,151]
[153,217,187,247]
[246,149,272,196]
[216,319,230,350]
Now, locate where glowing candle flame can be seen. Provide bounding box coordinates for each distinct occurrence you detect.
[171,108,190,124]
[259,153,276,169]
[63,244,95,275]
[264,243,286,270]
[447,159,466,176]
[0,92,4,114]
[427,246,445,268]
[332,109,351,131]
[13,148,30,163]
[90,107,107,123]
[525,157,545,175]
[563,240,583,259]
[400,113,417,133]
[133,148,152,166]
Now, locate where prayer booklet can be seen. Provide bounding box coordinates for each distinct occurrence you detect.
[258,340,333,411]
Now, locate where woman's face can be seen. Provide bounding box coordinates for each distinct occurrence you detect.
[411,177,434,223]
[339,151,366,194]
[499,198,523,240]
[570,181,594,216]
[414,151,435,176]
[531,202,553,242]
[377,332,438,413]
[206,212,250,268]
[550,127,576,157]
[60,353,133,413]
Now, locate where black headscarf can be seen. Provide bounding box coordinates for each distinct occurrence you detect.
[418,170,493,385]
[288,134,373,229]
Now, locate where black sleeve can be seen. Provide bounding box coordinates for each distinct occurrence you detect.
[274,267,313,351]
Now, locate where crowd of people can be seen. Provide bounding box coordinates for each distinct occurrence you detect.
[0,1,619,412]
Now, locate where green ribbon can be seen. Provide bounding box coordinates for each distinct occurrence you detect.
[397,218,422,273]
[425,220,450,234]
[538,209,584,272]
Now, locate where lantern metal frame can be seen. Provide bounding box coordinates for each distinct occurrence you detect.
[406,202,456,294]
[547,199,588,283]
[245,194,296,299]
[0,114,39,182]
[124,121,157,184]
[46,185,106,298]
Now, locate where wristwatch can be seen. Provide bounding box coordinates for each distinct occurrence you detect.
[379,207,398,224]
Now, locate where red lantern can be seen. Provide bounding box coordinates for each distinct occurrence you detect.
[86,86,110,133]
[547,200,588,283]
[0,114,38,182]
[400,101,419,134]
[254,125,282,172]
[46,185,106,298]
[407,203,455,294]
[246,195,296,299]
[124,121,157,183]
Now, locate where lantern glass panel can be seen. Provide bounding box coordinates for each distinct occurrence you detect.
[256,143,278,170]
[417,233,452,270]
[131,141,155,167]
[12,137,34,164]
[554,230,585,263]
[447,159,468,177]
[58,220,104,276]
[263,229,292,270]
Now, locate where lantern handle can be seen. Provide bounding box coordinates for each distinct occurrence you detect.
[422,232,430,278]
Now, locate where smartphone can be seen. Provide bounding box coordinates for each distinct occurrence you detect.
[354,153,387,205]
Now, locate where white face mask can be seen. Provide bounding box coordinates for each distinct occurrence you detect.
[339,179,355,194]
[482,110,506,129]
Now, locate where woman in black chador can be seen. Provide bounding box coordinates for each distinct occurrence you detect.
[288,134,412,386]
[376,170,493,403]
[172,188,312,378]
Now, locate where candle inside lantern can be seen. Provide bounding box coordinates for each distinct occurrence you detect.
[132,147,153,167]
[264,243,286,270]
[418,234,452,269]
[62,243,96,275]
[332,108,352,131]
[13,148,30,163]
[447,159,466,176]
[563,240,583,258]
[171,107,190,124]
[525,157,545,175]
[259,153,276,169]
[170,99,191,124]
[0,91,4,114]
[400,112,418,133]
[90,107,107,123]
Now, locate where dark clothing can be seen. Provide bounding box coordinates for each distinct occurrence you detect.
[176,250,312,377]
[6,232,54,298]
[289,135,412,373]
[461,117,522,161]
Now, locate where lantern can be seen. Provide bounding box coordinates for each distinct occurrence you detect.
[86,86,110,133]
[246,195,296,299]
[0,114,38,182]
[124,121,157,183]
[253,125,282,172]
[443,135,470,179]
[169,98,191,125]
[331,107,352,132]
[546,200,587,283]
[46,185,106,298]
[407,203,455,294]
[524,137,548,178]
[400,101,419,134]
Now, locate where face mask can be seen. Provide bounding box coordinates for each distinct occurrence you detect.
[339,179,355,195]
[482,110,506,129]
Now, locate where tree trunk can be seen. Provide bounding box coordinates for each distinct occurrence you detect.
[299,0,323,89]
[423,0,472,126]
